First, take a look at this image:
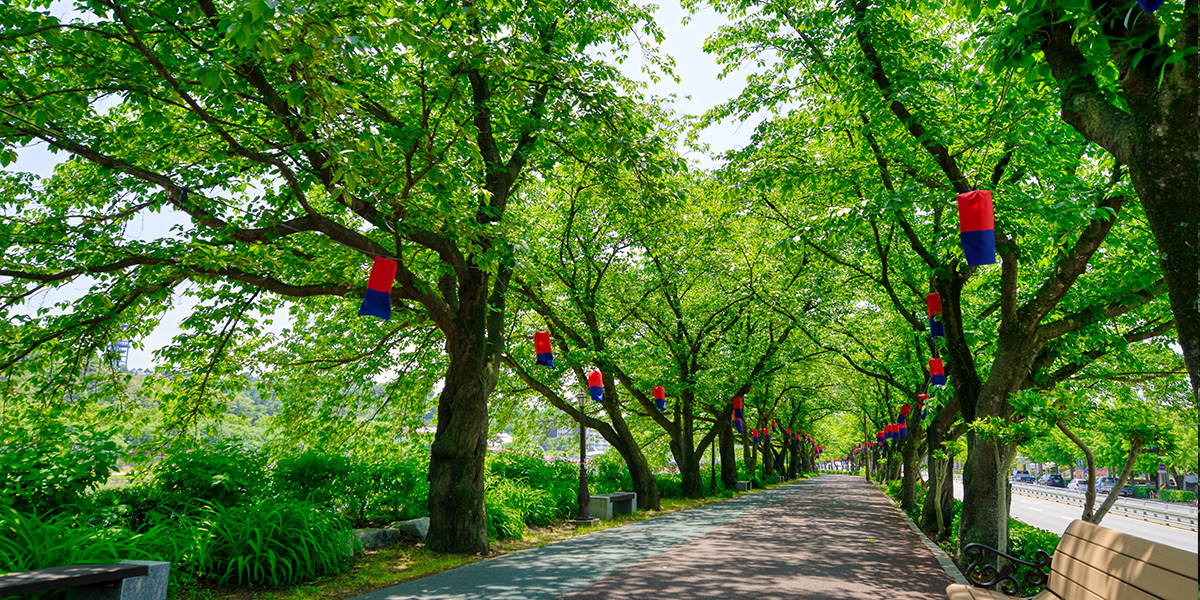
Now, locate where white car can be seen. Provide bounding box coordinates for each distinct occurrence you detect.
[1067,478,1085,491]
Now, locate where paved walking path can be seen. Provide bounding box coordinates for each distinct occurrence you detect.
[353,475,955,600]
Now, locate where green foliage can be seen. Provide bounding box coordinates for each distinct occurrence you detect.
[152,440,268,510]
[483,452,577,536]
[0,418,119,515]
[653,474,685,499]
[273,450,355,506]
[1159,490,1195,503]
[1008,520,1061,596]
[0,499,353,589]
[198,500,355,587]
[590,452,634,494]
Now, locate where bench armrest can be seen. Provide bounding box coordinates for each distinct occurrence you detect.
[962,543,1051,598]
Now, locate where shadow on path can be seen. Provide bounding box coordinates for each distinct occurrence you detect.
[563,475,952,600]
[352,481,817,600]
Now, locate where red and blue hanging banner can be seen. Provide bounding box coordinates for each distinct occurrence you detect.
[654,386,667,411]
[534,331,554,368]
[358,257,397,320]
[930,358,946,386]
[588,370,604,403]
[763,427,770,443]
[751,429,760,445]
[926,292,944,338]
[899,421,908,438]
[733,397,744,421]
[771,420,778,433]
[733,418,743,434]
[957,190,996,266]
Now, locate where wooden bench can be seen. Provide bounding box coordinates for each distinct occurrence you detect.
[0,561,169,600]
[947,520,1197,600]
[588,492,636,520]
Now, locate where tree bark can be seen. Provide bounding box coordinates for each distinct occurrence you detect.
[1093,440,1144,524]
[1056,419,1096,521]
[427,333,495,554]
[720,422,738,490]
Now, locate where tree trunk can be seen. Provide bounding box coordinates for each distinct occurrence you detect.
[960,432,1006,554]
[763,442,775,480]
[901,433,919,511]
[427,341,494,554]
[1057,419,1096,521]
[922,453,954,537]
[719,423,738,490]
[1093,441,1144,524]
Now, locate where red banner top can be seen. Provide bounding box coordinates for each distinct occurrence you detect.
[366,256,398,292]
[732,397,743,409]
[926,292,942,317]
[957,190,994,233]
[653,385,665,400]
[588,370,603,388]
[929,358,944,376]
[534,331,552,354]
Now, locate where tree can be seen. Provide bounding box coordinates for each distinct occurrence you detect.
[698,0,1177,555]
[0,0,662,553]
[987,0,1198,392]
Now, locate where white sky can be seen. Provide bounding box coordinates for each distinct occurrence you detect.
[5,0,767,369]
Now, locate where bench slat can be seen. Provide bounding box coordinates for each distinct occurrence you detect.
[0,564,150,597]
[1062,521,1198,580]
[1051,546,1187,600]
[1055,534,1195,599]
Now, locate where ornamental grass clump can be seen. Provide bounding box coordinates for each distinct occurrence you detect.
[196,499,355,587]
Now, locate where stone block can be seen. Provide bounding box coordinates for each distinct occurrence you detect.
[65,561,168,600]
[354,527,406,549]
[388,517,430,540]
[736,481,752,492]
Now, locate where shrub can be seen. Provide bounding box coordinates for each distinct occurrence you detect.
[0,419,119,515]
[1008,520,1060,596]
[1160,489,1195,503]
[273,450,355,506]
[198,499,355,587]
[153,440,267,510]
[355,456,430,524]
[654,474,684,499]
[590,451,633,494]
[485,500,526,540]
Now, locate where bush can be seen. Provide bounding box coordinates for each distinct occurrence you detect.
[354,456,430,524]
[654,474,684,499]
[1131,486,1156,499]
[0,419,119,515]
[485,500,526,540]
[199,499,355,587]
[1008,520,1060,596]
[0,499,354,590]
[152,440,267,510]
[590,451,633,494]
[1160,489,1195,503]
[273,450,355,506]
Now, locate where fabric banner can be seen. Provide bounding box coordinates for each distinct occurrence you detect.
[358,257,397,320]
[957,190,996,266]
[534,331,554,367]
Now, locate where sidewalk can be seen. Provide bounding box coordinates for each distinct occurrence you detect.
[353,475,954,600]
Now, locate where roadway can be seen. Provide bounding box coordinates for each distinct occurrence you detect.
[952,481,1197,554]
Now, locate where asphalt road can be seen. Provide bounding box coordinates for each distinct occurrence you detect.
[952,481,1197,553]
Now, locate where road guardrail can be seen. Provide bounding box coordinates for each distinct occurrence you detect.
[1010,483,1197,532]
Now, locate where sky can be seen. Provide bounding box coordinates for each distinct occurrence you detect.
[5,0,767,369]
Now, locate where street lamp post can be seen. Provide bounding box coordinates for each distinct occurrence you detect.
[575,392,591,520]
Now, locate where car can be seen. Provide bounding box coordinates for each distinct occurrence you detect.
[1010,470,1035,483]
[1096,476,1133,496]
[1037,473,1066,488]
[1067,478,1086,491]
